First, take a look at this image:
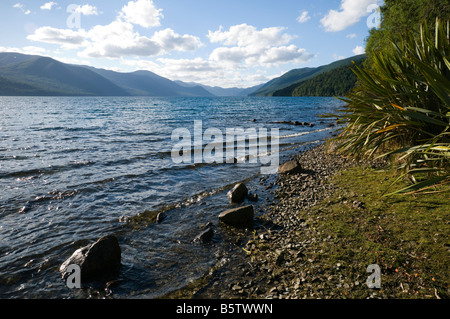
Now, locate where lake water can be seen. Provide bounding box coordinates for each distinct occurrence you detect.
[0,96,343,298]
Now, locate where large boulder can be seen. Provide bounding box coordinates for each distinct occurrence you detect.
[219,205,254,226]
[227,183,248,204]
[60,235,121,283]
[277,160,303,175]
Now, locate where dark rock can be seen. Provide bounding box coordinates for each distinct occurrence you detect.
[219,205,254,226]
[277,160,303,175]
[227,183,248,203]
[193,227,214,244]
[275,250,287,266]
[60,235,121,283]
[247,192,258,202]
[156,212,164,223]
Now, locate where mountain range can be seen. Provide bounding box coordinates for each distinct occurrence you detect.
[0,52,365,97]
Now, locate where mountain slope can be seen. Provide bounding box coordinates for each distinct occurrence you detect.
[87,68,214,97]
[0,52,38,66]
[0,55,130,96]
[273,57,365,97]
[0,53,214,97]
[250,54,366,96]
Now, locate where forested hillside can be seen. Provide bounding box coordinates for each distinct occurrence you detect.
[273,58,364,97]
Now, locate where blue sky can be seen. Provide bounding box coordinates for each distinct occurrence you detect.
[0,0,383,88]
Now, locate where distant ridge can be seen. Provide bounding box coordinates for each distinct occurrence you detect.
[0,52,365,97]
[250,54,366,97]
[0,52,213,97]
[174,80,264,97]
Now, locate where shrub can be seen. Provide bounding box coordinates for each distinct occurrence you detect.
[331,19,450,194]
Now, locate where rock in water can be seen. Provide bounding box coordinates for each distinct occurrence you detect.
[247,192,258,202]
[60,235,121,283]
[277,160,303,175]
[219,205,254,226]
[193,227,214,244]
[227,183,248,203]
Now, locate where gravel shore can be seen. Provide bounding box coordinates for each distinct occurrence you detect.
[227,142,362,299]
[169,142,384,299]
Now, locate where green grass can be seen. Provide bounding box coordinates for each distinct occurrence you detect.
[308,165,449,298]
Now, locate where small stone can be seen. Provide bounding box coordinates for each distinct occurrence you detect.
[247,193,258,202]
[232,284,242,291]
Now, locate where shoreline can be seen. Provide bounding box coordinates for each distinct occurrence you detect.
[164,142,449,299]
[163,142,360,298]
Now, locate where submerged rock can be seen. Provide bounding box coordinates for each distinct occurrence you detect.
[219,205,254,226]
[227,183,248,204]
[156,212,165,223]
[60,235,121,283]
[247,192,258,202]
[193,227,214,244]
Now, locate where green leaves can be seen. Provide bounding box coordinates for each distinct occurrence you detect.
[331,19,450,195]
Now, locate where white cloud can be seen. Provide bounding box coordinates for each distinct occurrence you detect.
[259,45,311,65]
[321,0,381,32]
[120,0,163,28]
[28,18,202,59]
[152,28,203,52]
[297,11,311,23]
[208,24,293,49]
[75,4,98,16]
[79,21,202,58]
[207,24,311,67]
[27,26,87,48]
[346,33,357,39]
[352,45,365,55]
[13,3,31,15]
[40,2,57,10]
[80,20,161,58]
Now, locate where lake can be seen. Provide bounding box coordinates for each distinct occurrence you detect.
[0,96,343,298]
